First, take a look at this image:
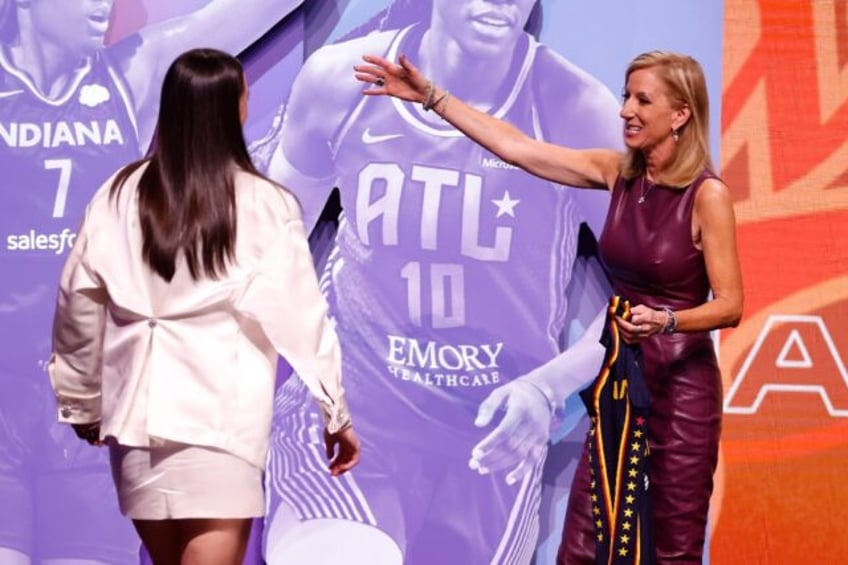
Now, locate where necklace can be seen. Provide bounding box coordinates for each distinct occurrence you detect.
[638,176,655,204]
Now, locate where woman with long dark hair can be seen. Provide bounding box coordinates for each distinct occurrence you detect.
[0,2,302,562]
[47,48,360,565]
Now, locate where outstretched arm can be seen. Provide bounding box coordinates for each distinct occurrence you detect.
[355,53,622,190]
[113,0,304,149]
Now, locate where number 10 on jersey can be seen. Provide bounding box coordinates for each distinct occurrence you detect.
[401,261,466,329]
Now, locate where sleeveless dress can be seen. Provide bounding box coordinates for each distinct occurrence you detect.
[558,171,722,563]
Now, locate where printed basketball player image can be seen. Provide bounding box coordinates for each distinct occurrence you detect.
[255,1,622,563]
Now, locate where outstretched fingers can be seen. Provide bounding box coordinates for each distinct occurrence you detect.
[397,53,429,90]
[354,63,388,89]
[354,53,429,102]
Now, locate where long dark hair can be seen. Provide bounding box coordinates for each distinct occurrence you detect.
[112,48,258,282]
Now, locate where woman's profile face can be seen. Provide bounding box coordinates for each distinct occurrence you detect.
[619,66,683,152]
[27,0,114,54]
[432,0,536,57]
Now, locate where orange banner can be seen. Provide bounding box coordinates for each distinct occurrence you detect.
[716,1,848,562]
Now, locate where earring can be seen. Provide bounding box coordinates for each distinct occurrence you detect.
[672,128,680,142]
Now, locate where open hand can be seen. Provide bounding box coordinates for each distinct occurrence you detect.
[354,53,430,103]
[469,381,552,485]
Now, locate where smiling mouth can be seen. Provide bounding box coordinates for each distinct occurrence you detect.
[469,11,517,34]
[87,14,110,34]
[475,13,513,26]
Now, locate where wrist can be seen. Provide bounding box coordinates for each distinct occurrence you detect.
[517,379,558,417]
[662,307,678,334]
[321,394,352,434]
[420,80,434,107]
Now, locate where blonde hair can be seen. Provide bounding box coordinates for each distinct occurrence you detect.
[621,51,714,188]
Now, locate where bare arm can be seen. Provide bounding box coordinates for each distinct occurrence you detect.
[520,309,606,410]
[113,0,304,148]
[682,178,744,331]
[470,309,606,481]
[355,53,622,189]
[265,38,371,231]
[624,178,744,337]
[265,34,397,232]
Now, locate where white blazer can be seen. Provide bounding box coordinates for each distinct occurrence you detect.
[48,163,349,468]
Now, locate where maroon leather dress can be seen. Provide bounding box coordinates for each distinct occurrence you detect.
[557,172,722,564]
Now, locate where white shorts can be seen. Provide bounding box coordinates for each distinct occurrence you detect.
[109,441,263,520]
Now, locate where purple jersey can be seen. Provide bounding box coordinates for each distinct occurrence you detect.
[326,26,579,441]
[0,49,140,364]
[0,49,141,561]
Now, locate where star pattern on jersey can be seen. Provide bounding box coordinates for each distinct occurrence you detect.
[580,296,655,564]
[491,190,520,218]
[588,415,650,564]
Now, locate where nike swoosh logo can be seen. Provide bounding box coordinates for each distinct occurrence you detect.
[0,89,24,99]
[361,128,403,144]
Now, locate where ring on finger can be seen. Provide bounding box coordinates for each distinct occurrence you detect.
[374,76,385,87]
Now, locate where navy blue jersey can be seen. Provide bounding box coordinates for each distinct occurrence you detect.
[580,296,655,564]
